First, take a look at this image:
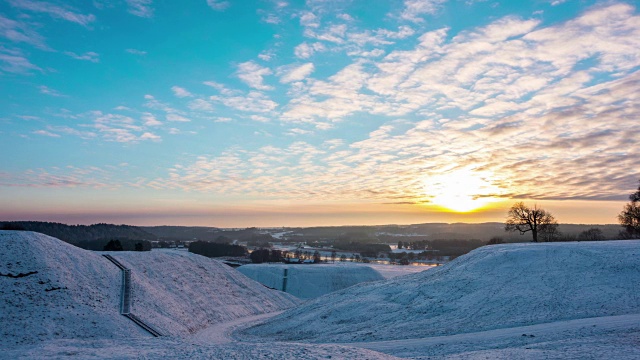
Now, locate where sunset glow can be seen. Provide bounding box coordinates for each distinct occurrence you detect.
[423,170,501,213]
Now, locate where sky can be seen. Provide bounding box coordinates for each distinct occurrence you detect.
[0,0,639,227]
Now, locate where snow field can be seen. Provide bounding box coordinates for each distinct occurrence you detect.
[243,240,640,343]
[5,231,639,359]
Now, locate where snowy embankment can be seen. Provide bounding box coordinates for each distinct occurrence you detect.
[0,231,144,346]
[243,240,640,343]
[109,250,300,335]
[0,231,298,343]
[237,263,385,298]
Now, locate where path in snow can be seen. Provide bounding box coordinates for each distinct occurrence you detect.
[193,311,283,345]
[342,313,640,358]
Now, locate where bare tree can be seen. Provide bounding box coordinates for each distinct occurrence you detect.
[578,228,605,241]
[505,202,559,242]
[618,180,640,238]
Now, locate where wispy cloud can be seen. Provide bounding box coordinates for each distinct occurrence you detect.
[8,0,96,27]
[171,86,193,98]
[126,0,154,18]
[236,61,274,90]
[64,51,99,62]
[0,15,48,49]
[125,48,147,55]
[32,129,60,137]
[399,0,447,22]
[294,42,326,59]
[0,46,41,74]
[207,0,230,11]
[210,90,278,113]
[39,85,66,97]
[0,166,116,189]
[166,113,190,122]
[141,112,162,126]
[277,62,315,83]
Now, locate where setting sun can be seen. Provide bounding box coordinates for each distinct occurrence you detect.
[423,170,501,212]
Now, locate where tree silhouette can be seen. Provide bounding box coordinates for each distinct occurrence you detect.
[618,180,640,238]
[578,228,605,241]
[505,202,559,242]
[103,239,123,251]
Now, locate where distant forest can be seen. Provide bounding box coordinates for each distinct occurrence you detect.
[0,220,626,258]
[0,221,154,251]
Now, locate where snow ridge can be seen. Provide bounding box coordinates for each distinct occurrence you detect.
[244,240,640,343]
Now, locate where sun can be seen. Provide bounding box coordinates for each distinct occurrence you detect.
[423,169,500,212]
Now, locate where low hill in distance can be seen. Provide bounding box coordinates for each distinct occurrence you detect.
[0,221,155,243]
[243,240,640,343]
[2,221,624,244]
[146,222,624,243]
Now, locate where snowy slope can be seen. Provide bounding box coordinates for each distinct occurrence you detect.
[105,250,300,335]
[243,241,640,343]
[0,231,299,346]
[364,263,431,279]
[0,231,144,346]
[237,263,385,298]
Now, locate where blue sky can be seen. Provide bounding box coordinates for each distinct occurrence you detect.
[1,0,639,226]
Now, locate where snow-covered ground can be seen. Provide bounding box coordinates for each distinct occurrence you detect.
[4,231,639,359]
[243,241,640,345]
[237,262,386,298]
[0,231,396,359]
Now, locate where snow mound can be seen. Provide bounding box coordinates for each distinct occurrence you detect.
[237,263,385,299]
[244,241,640,343]
[0,231,300,348]
[0,231,143,346]
[106,250,300,335]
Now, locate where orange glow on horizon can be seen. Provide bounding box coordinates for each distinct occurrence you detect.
[422,169,503,213]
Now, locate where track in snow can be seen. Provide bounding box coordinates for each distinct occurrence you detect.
[193,311,284,345]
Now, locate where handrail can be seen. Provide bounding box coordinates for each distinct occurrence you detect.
[102,254,163,337]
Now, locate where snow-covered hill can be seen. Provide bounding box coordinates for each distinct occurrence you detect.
[243,240,640,343]
[237,263,385,298]
[0,231,299,344]
[0,231,143,346]
[109,250,300,335]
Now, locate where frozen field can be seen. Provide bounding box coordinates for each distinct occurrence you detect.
[2,230,639,359]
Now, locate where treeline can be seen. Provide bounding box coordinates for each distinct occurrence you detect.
[78,238,152,251]
[188,241,247,257]
[0,221,154,243]
[249,249,287,263]
[333,241,391,257]
[399,239,486,258]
